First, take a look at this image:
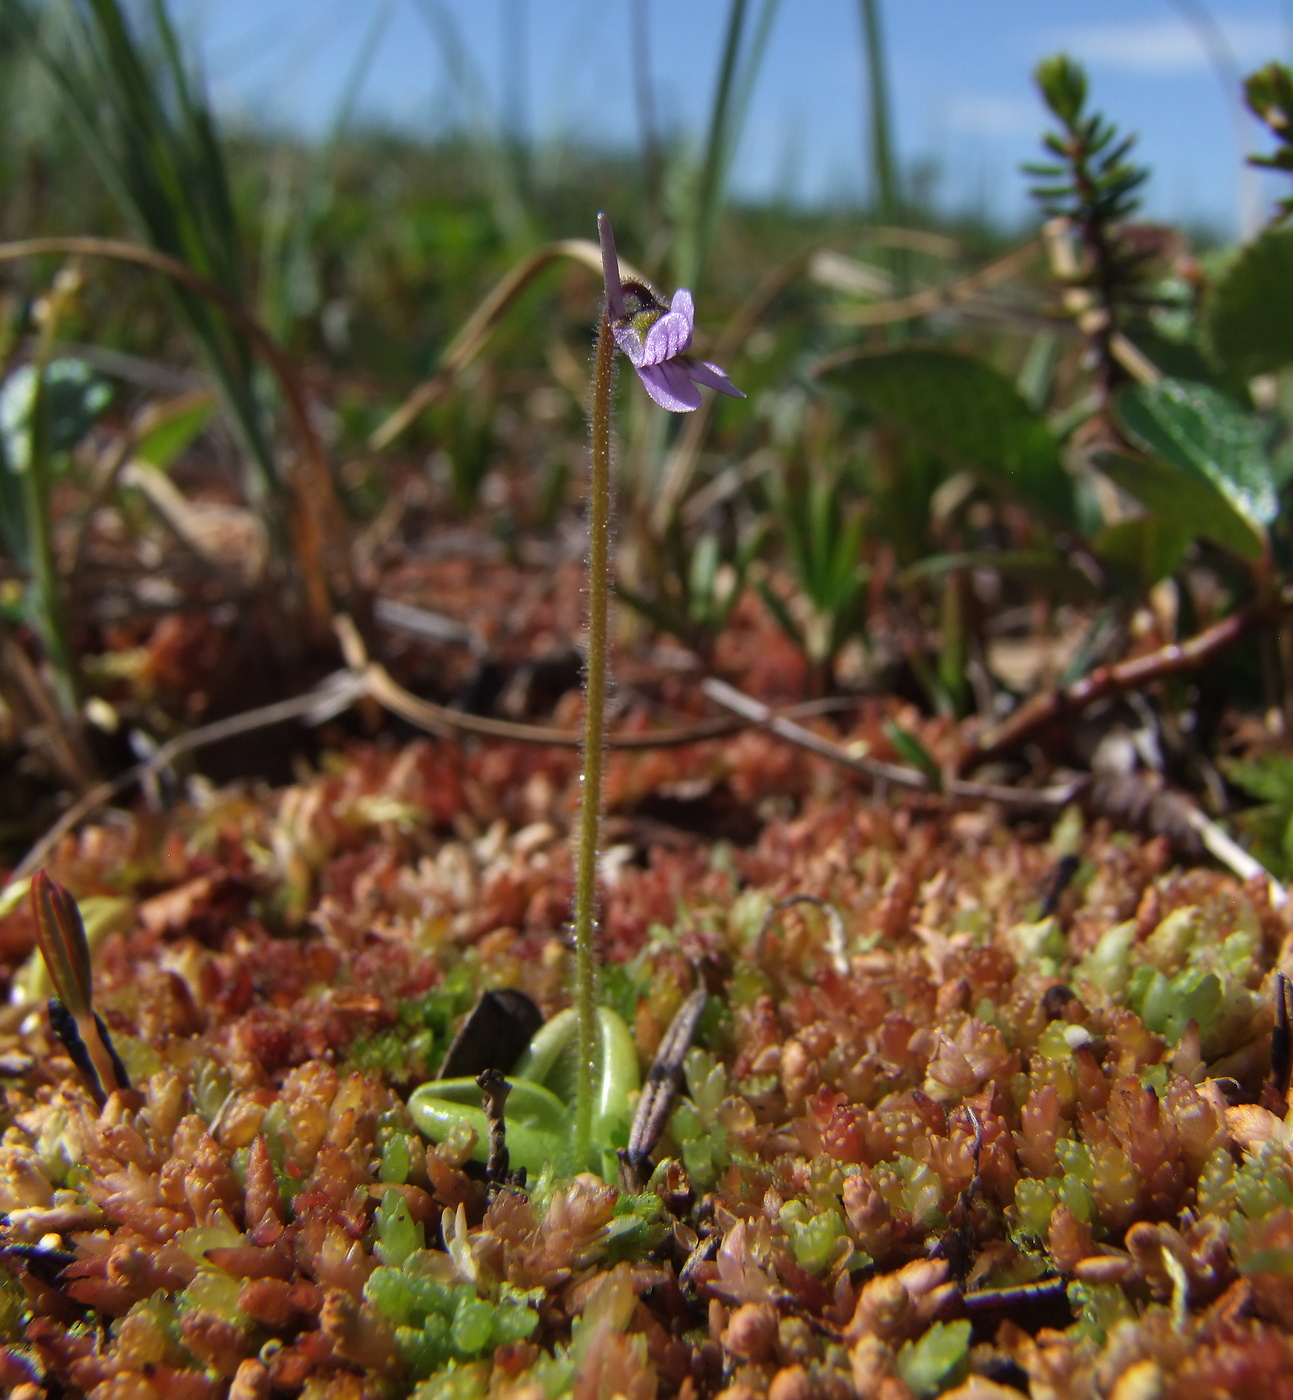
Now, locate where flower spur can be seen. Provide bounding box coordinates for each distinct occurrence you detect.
[598,212,745,413]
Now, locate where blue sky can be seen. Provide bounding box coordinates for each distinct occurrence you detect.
[180,0,1293,237]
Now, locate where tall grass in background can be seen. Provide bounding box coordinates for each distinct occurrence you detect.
[0,0,280,505]
[857,0,898,226]
[258,0,398,345]
[675,0,781,291]
[415,0,536,251]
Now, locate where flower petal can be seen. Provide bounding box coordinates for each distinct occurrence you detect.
[686,358,746,399]
[640,315,690,366]
[598,212,626,321]
[642,310,693,367]
[636,360,702,413]
[613,325,646,365]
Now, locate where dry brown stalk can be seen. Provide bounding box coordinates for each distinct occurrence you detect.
[957,603,1264,775]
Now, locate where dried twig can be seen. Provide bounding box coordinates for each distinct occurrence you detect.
[335,613,853,749]
[957,605,1264,776]
[6,633,859,884]
[1182,805,1289,909]
[1267,972,1293,1108]
[626,989,708,1175]
[827,237,1043,327]
[476,1069,511,1188]
[365,238,646,454]
[702,677,1082,810]
[9,676,366,881]
[1039,853,1081,917]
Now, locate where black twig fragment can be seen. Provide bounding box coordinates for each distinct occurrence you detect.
[962,1278,1072,1340]
[47,997,106,1109]
[627,988,709,1175]
[1268,972,1293,1107]
[476,1068,511,1188]
[0,1243,77,1287]
[678,1231,721,1296]
[94,1011,130,1094]
[1039,853,1080,917]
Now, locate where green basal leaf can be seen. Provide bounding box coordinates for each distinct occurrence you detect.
[414,1076,568,1135]
[884,721,942,791]
[1094,451,1265,562]
[134,391,216,469]
[755,577,806,653]
[1113,378,1277,536]
[613,580,690,645]
[1203,226,1293,377]
[820,345,1075,525]
[405,1086,563,1177]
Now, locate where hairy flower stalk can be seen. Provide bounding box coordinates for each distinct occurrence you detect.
[571,214,743,1164]
[572,286,616,1164]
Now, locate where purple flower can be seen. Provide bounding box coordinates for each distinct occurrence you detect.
[598,212,745,414]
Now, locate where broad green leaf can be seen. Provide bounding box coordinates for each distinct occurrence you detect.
[1203,225,1293,377]
[820,346,1074,524]
[1113,377,1277,535]
[1093,514,1191,590]
[1095,451,1264,561]
[134,390,216,469]
[1224,753,1293,805]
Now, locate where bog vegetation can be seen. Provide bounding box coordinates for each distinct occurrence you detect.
[5,3,1293,1399]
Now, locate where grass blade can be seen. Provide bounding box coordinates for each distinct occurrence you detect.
[678,0,782,289]
[858,0,898,223]
[3,0,278,500]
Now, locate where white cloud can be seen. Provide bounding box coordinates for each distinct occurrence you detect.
[1044,17,1283,75]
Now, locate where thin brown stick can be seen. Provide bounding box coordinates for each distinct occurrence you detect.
[828,237,1043,327]
[0,236,354,632]
[365,238,646,454]
[0,624,94,789]
[345,621,834,748]
[8,676,366,882]
[1182,804,1288,909]
[957,604,1264,776]
[702,677,1082,809]
[7,637,857,883]
[1042,220,1161,388]
[476,1069,511,1187]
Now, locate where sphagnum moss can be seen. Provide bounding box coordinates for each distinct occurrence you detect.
[4,742,1293,1398]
